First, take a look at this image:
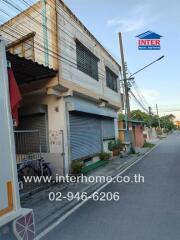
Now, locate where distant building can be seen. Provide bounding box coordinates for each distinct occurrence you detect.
[118,119,145,148]
[175,121,180,129]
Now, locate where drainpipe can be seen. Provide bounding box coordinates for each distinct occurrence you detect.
[41,0,49,66]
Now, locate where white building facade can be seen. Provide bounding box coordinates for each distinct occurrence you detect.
[0,0,123,175]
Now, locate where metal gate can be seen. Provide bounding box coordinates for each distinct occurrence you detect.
[14,130,45,197]
[18,113,49,152]
[69,112,102,160]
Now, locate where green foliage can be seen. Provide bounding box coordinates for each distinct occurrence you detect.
[131,109,159,127]
[99,152,111,161]
[108,139,122,151]
[131,110,149,122]
[71,161,84,174]
[160,114,176,131]
[150,115,159,127]
[143,141,155,148]
[130,110,176,130]
[118,113,125,121]
[81,160,108,174]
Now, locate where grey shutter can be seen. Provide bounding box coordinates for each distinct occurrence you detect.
[102,118,115,140]
[69,112,102,160]
[18,114,49,152]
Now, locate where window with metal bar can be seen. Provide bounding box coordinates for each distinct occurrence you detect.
[76,40,99,80]
[106,67,118,92]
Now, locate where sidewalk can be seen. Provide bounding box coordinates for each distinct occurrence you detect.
[21,146,155,235]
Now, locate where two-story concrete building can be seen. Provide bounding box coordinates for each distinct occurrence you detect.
[0,0,123,175]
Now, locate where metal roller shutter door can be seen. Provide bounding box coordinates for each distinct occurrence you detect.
[101,118,115,140]
[18,114,48,152]
[69,112,102,160]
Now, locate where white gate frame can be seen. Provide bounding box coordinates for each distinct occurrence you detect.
[0,37,34,233]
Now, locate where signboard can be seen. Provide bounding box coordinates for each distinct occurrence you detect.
[136,31,163,50]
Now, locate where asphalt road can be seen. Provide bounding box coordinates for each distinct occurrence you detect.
[42,134,180,240]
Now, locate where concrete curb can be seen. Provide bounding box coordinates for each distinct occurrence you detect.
[36,142,160,240]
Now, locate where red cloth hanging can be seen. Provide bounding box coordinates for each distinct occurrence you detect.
[8,68,21,126]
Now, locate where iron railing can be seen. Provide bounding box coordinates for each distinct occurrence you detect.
[14,130,45,197]
[14,130,41,163]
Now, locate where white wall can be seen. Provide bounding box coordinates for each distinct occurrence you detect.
[40,95,70,175]
[21,94,70,176]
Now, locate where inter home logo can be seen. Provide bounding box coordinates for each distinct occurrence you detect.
[136,31,163,50]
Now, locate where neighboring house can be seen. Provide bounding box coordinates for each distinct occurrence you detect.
[143,126,157,141]
[175,121,180,129]
[118,120,145,148]
[132,120,145,148]
[0,0,123,175]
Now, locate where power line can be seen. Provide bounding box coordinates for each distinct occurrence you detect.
[0,11,107,79]
[129,90,149,113]
[0,1,109,79]
[1,24,122,94]
[1,0,120,71]
[132,81,150,107]
[131,84,149,110]
[125,65,151,113]
[0,0,123,95]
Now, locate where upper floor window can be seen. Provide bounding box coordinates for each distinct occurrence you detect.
[106,67,118,92]
[76,40,99,80]
[7,32,35,61]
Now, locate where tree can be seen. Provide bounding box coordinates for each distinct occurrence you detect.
[130,110,149,122]
[150,115,159,127]
[118,113,124,121]
[130,110,159,127]
[160,114,175,131]
[118,110,176,131]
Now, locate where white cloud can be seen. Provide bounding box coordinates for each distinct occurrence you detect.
[107,17,146,33]
[107,4,154,33]
[140,88,160,102]
[130,88,160,112]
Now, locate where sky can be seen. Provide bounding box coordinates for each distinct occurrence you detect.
[62,0,180,119]
[1,0,180,119]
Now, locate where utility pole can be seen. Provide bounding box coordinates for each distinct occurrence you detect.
[118,32,135,152]
[148,106,152,127]
[156,104,161,128]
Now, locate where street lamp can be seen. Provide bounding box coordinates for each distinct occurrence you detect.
[128,55,165,126]
[129,55,165,78]
[119,32,165,153]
